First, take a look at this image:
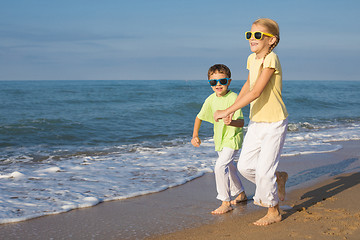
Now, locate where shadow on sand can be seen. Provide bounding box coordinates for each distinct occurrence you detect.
[286,157,359,188]
[283,171,360,220]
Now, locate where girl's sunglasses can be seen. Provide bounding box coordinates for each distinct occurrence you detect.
[208,78,230,86]
[245,31,274,40]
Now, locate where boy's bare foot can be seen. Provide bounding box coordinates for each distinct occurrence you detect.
[276,171,288,201]
[253,205,282,226]
[230,192,247,205]
[211,202,233,215]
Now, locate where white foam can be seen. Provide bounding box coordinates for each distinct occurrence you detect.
[282,123,359,156]
[0,139,217,224]
[35,167,61,173]
[0,122,358,224]
[0,171,26,179]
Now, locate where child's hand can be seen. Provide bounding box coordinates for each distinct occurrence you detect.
[214,110,226,122]
[191,136,201,147]
[223,115,232,125]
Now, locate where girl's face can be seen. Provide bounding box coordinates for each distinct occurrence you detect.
[249,24,276,59]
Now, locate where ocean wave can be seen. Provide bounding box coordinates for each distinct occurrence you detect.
[287,120,360,132]
[0,138,215,224]
[283,122,360,156]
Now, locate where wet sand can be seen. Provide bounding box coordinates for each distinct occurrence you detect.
[0,140,359,239]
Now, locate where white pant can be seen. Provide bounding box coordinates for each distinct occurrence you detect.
[215,147,245,202]
[237,118,288,207]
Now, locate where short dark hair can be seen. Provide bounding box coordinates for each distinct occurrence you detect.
[208,64,231,79]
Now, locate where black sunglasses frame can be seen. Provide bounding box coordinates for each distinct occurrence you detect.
[208,78,230,86]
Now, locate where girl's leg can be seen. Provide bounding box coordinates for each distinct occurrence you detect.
[253,118,288,226]
[253,118,288,208]
[253,205,282,226]
[237,121,261,184]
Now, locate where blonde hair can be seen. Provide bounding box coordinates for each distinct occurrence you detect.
[253,18,280,59]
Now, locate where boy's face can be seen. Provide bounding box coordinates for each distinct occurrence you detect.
[209,71,231,97]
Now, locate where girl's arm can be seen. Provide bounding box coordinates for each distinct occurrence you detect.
[222,75,251,122]
[214,68,275,122]
[237,74,250,99]
[191,117,202,147]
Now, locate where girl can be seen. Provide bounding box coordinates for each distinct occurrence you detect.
[213,18,289,226]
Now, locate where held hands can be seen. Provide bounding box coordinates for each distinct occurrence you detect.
[214,110,226,122]
[214,110,233,123]
[191,136,201,147]
[223,114,232,125]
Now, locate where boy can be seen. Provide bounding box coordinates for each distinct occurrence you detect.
[191,64,247,214]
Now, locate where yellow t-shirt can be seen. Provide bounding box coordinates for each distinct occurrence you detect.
[247,52,288,122]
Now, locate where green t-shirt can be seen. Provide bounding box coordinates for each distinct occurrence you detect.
[197,90,244,151]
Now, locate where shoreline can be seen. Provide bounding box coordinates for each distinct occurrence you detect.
[0,140,359,239]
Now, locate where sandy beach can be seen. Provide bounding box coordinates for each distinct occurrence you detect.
[0,140,359,239]
[150,172,360,240]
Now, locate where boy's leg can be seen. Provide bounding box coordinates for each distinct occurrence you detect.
[212,147,238,214]
[228,151,244,195]
[214,147,238,202]
[228,154,247,204]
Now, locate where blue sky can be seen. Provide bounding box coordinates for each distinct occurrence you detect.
[0,0,359,81]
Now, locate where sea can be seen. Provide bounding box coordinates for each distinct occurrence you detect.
[0,80,359,224]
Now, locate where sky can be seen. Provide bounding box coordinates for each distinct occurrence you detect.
[0,0,359,81]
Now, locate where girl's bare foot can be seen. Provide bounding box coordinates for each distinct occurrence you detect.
[230,191,247,205]
[253,213,282,226]
[253,205,282,226]
[211,201,233,215]
[276,171,288,201]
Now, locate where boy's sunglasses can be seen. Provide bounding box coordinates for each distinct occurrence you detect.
[245,31,274,40]
[208,78,230,86]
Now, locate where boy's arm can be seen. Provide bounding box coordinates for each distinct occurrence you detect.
[191,116,202,147]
